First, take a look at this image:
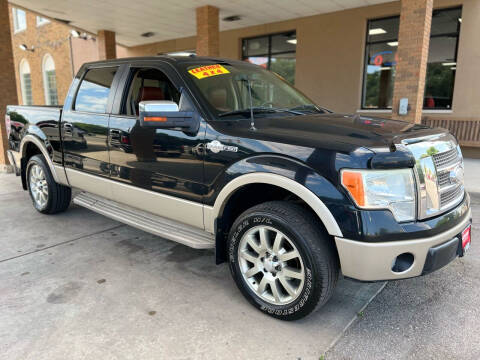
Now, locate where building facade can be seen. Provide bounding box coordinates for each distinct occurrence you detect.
[121,0,479,145]
[9,5,74,106]
[2,0,479,170]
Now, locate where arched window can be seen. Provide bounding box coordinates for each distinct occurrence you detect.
[42,54,58,105]
[19,59,33,105]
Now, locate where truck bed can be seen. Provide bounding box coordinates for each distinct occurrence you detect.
[6,105,63,153]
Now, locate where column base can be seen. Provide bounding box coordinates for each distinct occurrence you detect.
[0,164,13,173]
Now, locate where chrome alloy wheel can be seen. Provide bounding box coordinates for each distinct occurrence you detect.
[238,226,305,305]
[29,164,48,208]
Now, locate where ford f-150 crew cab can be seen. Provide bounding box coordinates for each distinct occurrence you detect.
[5,56,472,320]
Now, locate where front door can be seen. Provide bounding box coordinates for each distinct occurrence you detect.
[108,63,206,228]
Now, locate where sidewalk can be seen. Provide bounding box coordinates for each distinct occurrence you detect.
[464,157,480,194]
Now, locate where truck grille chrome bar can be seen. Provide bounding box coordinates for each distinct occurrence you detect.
[404,133,465,220]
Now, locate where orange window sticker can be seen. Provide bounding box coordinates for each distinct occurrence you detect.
[188,64,230,79]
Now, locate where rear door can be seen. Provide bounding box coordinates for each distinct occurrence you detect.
[61,65,122,177]
[108,61,206,228]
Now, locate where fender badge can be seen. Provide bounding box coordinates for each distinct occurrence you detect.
[206,140,238,154]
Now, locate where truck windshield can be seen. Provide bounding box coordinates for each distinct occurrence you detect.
[182,62,325,119]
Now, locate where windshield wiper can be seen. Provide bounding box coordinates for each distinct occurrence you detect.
[218,106,303,118]
[218,107,276,117]
[289,104,331,113]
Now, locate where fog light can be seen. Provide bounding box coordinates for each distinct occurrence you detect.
[391,253,414,273]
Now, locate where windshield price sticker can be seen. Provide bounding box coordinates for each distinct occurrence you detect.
[188,64,230,79]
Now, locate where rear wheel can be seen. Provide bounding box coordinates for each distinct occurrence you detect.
[227,201,339,320]
[26,155,71,214]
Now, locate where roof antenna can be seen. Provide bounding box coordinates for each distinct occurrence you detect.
[246,77,256,131]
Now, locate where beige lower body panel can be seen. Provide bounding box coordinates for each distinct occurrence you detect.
[335,210,471,281]
[65,168,205,230]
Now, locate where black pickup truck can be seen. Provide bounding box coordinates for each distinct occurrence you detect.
[5,56,472,320]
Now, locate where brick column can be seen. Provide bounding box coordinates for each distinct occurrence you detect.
[196,5,219,57]
[0,0,18,170]
[97,30,116,60]
[391,0,433,123]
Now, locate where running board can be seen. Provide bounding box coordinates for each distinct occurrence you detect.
[73,192,214,249]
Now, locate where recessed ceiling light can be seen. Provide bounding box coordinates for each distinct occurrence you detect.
[387,41,398,47]
[369,28,386,35]
[287,39,297,45]
[141,32,155,38]
[70,29,80,38]
[223,15,242,22]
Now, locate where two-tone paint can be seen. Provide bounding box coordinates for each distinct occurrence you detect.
[5,56,471,280]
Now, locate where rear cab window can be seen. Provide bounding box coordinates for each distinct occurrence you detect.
[74,67,118,113]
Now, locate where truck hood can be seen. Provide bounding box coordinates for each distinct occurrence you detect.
[210,113,439,153]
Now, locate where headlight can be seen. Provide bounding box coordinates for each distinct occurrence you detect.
[341,168,416,222]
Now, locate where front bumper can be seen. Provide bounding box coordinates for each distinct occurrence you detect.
[335,207,472,281]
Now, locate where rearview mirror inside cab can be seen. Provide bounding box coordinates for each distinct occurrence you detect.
[138,100,197,132]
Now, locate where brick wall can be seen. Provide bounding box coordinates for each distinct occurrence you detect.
[8,4,74,106]
[0,0,17,166]
[97,30,116,60]
[391,0,434,123]
[196,5,219,57]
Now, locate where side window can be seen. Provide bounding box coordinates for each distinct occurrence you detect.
[122,68,180,116]
[74,67,118,113]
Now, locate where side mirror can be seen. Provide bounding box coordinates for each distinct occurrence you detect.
[138,100,196,131]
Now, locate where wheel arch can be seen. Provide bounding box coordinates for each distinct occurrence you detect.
[19,135,62,187]
[207,172,343,264]
[208,172,343,237]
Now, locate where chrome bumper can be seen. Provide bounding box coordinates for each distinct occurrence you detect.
[335,209,472,281]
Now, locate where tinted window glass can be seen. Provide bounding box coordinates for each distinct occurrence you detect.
[74,67,118,113]
[362,7,461,110]
[122,68,180,116]
[242,32,296,84]
[182,62,318,118]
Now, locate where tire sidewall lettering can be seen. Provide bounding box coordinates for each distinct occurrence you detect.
[229,212,315,316]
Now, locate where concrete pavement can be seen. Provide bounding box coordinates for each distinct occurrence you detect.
[464,158,480,194]
[0,173,384,360]
[325,157,480,360]
[326,192,480,360]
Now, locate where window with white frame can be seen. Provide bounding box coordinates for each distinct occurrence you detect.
[36,16,50,26]
[42,54,58,105]
[19,59,33,105]
[12,8,27,33]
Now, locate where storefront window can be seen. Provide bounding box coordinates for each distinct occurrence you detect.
[242,32,296,84]
[362,7,462,110]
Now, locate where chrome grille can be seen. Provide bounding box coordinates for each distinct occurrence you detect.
[437,172,450,187]
[405,133,465,220]
[440,185,464,207]
[433,148,459,169]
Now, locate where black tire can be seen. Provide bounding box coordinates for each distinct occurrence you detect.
[26,154,71,214]
[227,201,339,320]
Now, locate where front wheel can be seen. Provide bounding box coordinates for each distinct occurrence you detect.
[26,155,71,214]
[227,201,339,320]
